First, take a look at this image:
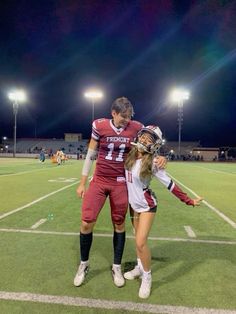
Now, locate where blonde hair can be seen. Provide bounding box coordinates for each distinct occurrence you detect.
[125,146,153,180]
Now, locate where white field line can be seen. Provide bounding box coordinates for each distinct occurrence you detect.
[0,291,236,314]
[193,165,236,175]
[30,219,47,229]
[184,226,196,238]
[168,173,236,229]
[0,180,80,221]
[202,200,236,229]
[0,228,235,245]
[0,165,60,178]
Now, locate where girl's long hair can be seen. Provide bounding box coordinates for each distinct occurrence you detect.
[125,146,153,180]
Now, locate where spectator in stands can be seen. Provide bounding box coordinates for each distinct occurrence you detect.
[123,125,202,299]
[73,97,166,289]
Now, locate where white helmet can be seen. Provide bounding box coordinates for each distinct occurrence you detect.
[134,125,163,154]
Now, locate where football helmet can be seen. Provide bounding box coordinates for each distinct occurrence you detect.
[132,125,163,154]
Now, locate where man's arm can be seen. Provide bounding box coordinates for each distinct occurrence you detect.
[77,138,98,198]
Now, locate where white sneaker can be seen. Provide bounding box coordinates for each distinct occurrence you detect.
[124,265,142,280]
[139,276,152,299]
[112,265,125,287]
[73,262,89,287]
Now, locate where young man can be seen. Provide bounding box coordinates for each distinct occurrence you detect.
[74,97,166,288]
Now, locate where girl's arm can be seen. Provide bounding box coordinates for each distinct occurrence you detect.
[170,183,202,206]
[154,169,202,206]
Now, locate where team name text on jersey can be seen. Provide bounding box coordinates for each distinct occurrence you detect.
[106,136,130,143]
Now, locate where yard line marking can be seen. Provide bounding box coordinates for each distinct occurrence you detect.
[0,228,236,245]
[202,199,236,229]
[1,291,236,314]
[193,165,236,175]
[30,219,47,229]
[0,228,79,236]
[0,166,61,178]
[184,226,196,238]
[168,173,236,229]
[0,180,80,221]
[127,234,236,245]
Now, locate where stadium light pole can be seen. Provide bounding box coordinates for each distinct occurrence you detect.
[8,90,27,157]
[84,89,103,123]
[170,88,190,157]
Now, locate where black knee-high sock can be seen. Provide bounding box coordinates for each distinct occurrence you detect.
[113,231,126,265]
[80,232,93,262]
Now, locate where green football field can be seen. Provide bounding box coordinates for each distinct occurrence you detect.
[0,158,236,314]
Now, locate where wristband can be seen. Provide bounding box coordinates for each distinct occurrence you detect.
[82,148,97,176]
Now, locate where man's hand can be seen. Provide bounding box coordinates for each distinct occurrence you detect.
[192,196,203,206]
[77,183,86,198]
[153,156,167,169]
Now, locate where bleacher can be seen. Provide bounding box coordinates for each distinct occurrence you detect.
[162,141,200,156]
[5,138,88,155]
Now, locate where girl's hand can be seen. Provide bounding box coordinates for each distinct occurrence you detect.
[193,196,203,206]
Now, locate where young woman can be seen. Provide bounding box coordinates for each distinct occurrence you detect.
[124,125,202,299]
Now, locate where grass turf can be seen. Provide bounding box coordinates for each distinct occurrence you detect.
[0,158,236,312]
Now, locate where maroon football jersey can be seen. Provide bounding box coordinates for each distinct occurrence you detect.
[92,118,143,181]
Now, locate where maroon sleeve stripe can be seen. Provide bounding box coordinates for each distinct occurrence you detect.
[171,184,194,206]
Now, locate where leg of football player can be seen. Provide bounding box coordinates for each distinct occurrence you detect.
[74,181,107,287]
[112,222,126,287]
[74,221,95,287]
[113,225,126,265]
[80,221,95,261]
[110,184,128,287]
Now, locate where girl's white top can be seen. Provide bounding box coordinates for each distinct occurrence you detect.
[125,158,174,213]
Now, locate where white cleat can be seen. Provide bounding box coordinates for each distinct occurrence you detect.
[112,265,125,287]
[124,265,142,280]
[139,276,152,299]
[73,262,89,287]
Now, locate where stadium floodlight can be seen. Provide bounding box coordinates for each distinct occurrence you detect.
[2,136,7,149]
[8,90,26,102]
[8,89,27,157]
[170,88,190,157]
[84,89,103,123]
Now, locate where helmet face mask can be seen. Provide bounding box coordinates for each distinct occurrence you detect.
[136,125,162,154]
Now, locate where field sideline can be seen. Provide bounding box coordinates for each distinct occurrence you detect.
[0,158,236,314]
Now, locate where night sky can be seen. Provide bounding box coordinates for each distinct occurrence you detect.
[0,0,235,147]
